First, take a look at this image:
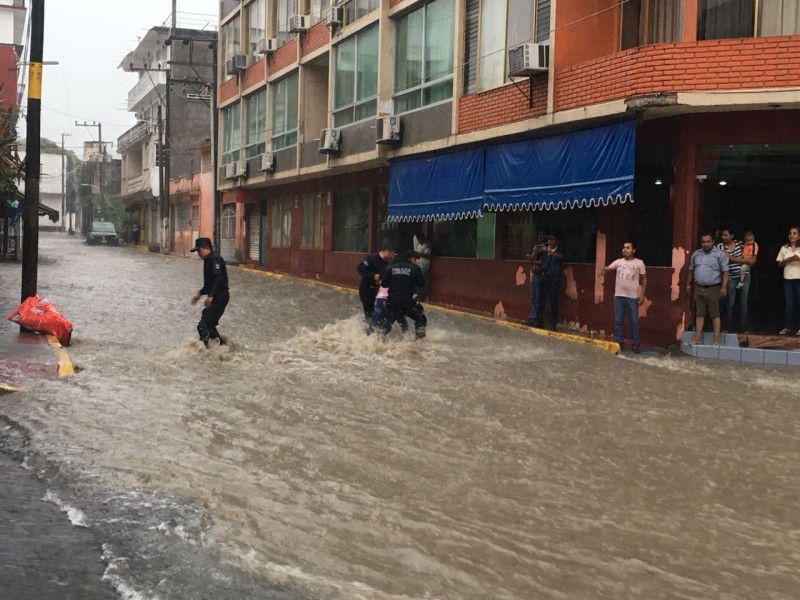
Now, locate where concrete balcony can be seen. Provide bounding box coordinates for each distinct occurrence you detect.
[127,71,166,111]
[117,121,151,153]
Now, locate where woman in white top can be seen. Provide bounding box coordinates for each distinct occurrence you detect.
[776,226,800,335]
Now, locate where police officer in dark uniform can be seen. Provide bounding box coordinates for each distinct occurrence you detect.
[380,250,427,339]
[190,237,229,347]
[356,243,395,321]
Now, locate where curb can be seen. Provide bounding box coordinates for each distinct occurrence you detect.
[238,265,620,356]
[45,335,74,377]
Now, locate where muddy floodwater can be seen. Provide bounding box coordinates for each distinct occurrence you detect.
[1,233,799,599]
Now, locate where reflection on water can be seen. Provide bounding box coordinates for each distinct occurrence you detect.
[1,234,799,600]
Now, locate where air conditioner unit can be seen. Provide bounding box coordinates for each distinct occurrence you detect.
[325,6,343,28]
[507,42,549,77]
[289,14,309,33]
[259,152,275,172]
[223,163,238,180]
[376,115,401,145]
[318,128,341,154]
[235,160,248,178]
[256,37,277,54]
[225,53,248,75]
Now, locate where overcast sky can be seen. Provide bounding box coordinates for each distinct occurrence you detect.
[26,0,217,158]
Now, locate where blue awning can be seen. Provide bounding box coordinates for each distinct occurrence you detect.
[483,120,635,211]
[388,148,485,222]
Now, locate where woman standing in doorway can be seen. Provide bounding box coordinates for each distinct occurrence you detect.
[776,226,800,335]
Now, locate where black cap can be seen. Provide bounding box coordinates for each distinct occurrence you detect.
[400,250,421,261]
[191,237,213,252]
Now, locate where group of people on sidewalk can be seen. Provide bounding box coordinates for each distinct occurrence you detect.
[184,224,800,352]
[523,231,648,353]
[686,226,800,345]
[356,233,432,340]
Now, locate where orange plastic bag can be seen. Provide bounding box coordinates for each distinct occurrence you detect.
[7,295,73,347]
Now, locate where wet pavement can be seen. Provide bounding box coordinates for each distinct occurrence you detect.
[1,232,799,600]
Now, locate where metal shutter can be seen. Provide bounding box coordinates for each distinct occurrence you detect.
[248,209,261,262]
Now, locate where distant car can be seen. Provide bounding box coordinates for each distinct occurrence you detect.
[87,221,118,245]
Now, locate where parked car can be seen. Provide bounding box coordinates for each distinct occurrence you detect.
[87,221,118,245]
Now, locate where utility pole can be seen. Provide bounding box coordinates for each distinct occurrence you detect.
[157,103,165,241]
[75,120,103,230]
[210,39,219,250]
[21,0,45,303]
[60,132,71,233]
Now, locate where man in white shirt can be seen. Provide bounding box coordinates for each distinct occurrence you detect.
[604,242,647,353]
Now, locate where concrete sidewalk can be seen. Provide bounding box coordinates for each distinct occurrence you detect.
[0,326,116,598]
[0,323,72,393]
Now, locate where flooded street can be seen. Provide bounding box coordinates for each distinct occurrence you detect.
[1,233,799,599]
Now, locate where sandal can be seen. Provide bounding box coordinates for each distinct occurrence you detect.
[779,328,791,335]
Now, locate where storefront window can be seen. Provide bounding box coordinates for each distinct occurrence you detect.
[431,214,495,259]
[271,198,292,247]
[301,193,324,249]
[333,190,369,252]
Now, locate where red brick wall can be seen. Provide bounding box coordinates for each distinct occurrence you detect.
[301,20,330,56]
[219,76,238,105]
[0,46,17,108]
[555,37,800,112]
[242,59,265,89]
[268,38,298,75]
[458,76,548,134]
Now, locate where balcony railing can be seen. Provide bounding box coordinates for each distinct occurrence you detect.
[117,121,150,153]
[127,70,166,111]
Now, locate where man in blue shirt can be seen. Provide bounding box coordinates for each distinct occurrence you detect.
[536,233,564,331]
[686,233,729,346]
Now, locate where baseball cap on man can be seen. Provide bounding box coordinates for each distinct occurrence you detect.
[191,237,213,252]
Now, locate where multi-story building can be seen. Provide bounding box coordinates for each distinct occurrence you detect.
[117,25,216,251]
[17,143,62,232]
[0,0,26,259]
[217,0,800,345]
[0,0,25,108]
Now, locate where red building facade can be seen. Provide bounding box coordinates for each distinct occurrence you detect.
[215,0,800,346]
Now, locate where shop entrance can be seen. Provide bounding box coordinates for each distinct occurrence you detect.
[698,143,800,333]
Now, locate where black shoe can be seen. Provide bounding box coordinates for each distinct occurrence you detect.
[632,345,641,354]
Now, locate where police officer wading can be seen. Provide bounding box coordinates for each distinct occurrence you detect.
[190,237,229,347]
[357,244,395,320]
[380,250,427,339]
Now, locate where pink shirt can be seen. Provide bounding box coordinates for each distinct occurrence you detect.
[609,258,646,298]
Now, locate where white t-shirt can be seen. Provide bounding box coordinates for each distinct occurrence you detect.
[608,258,646,298]
[776,245,800,279]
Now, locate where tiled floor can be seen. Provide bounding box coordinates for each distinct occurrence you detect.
[680,330,800,365]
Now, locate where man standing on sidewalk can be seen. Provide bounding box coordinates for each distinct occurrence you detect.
[604,242,647,353]
[686,232,728,346]
[190,237,229,347]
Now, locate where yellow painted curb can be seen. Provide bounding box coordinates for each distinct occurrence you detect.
[45,335,75,377]
[238,266,620,355]
[0,383,22,395]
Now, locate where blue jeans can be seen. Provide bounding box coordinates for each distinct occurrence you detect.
[783,279,800,331]
[614,296,640,347]
[724,272,750,330]
[525,273,543,324]
[541,274,560,330]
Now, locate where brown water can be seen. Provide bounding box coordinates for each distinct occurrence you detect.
[1,233,799,599]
